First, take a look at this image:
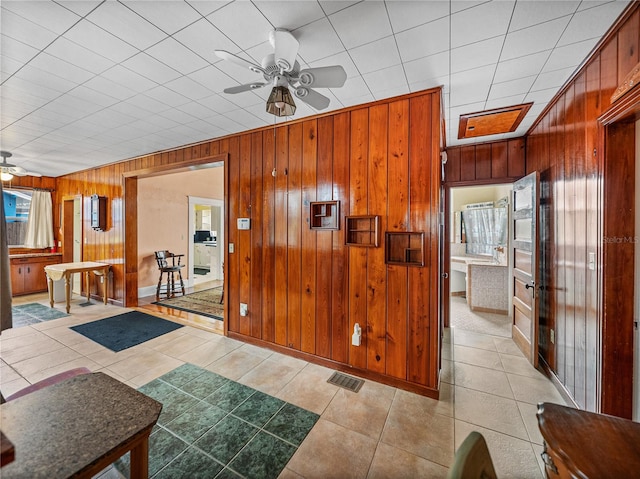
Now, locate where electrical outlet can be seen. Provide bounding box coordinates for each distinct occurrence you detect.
[550,329,555,344]
[240,303,248,316]
[229,243,235,253]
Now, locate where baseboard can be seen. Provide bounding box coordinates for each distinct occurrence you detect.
[138,285,157,299]
[451,291,465,297]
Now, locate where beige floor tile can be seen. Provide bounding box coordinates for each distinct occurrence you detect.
[493,337,523,356]
[367,442,449,478]
[453,329,498,351]
[381,392,454,466]
[437,382,454,417]
[287,419,377,479]
[276,363,339,415]
[0,377,31,398]
[455,420,543,479]
[454,362,513,399]
[237,356,304,396]
[12,346,83,379]
[454,386,529,440]
[28,357,101,383]
[142,328,188,350]
[150,332,208,357]
[277,467,304,479]
[323,380,396,439]
[500,354,548,379]
[128,356,185,387]
[517,401,544,445]
[531,443,546,477]
[67,336,109,356]
[40,325,92,347]
[181,325,223,340]
[507,373,566,405]
[107,349,182,381]
[441,359,454,384]
[236,342,273,359]
[85,343,152,368]
[1,363,23,383]
[1,334,64,364]
[172,334,235,366]
[454,345,504,370]
[206,347,267,380]
[442,342,452,360]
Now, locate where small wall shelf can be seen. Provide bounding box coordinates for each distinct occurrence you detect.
[346,215,380,247]
[90,194,107,231]
[385,232,424,266]
[310,201,340,230]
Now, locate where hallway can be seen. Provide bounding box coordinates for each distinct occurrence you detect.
[1,293,566,478]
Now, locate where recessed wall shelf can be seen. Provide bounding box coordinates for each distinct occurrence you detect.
[90,194,107,231]
[385,232,424,266]
[345,215,379,247]
[310,201,340,230]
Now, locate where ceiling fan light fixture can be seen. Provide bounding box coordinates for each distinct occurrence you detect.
[1,171,13,182]
[266,85,296,117]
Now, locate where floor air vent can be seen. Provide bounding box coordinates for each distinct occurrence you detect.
[327,372,364,393]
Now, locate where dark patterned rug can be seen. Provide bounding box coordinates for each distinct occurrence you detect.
[154,288,223,321]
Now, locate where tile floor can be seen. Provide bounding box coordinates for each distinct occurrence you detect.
[1,292,569,478]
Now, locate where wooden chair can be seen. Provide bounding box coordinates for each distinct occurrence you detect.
[154,251,185,300]
[447,431,497,479]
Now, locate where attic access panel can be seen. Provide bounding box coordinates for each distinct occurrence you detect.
[458,103,533,139]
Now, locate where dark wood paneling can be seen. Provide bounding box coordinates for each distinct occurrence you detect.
[250,132,264,339]
[274,127,289,346]
[287,123,303,350]
[261,130,276,343]
[460,146,476,181]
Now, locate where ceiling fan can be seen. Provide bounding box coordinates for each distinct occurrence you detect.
[215,29,347,116]
[1,151,42,181]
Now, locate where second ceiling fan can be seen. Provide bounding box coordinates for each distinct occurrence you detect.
[215,29,347,117]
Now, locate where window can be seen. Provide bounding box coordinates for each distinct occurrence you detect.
[3,188,32,246]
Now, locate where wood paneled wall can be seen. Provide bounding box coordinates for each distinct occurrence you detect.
[526,3,638,418]
[50,89,444,395]
[445,138,526,185]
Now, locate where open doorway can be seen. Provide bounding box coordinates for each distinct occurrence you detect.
[189,197,224,287]
[449,184,513,338]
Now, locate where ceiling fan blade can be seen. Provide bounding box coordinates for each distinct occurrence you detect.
[294,87,331,110]
[10,166,28,177]
[297,66,347,88]
[214,50,266,75]
[223,82,267,94]
[269,29,299,73]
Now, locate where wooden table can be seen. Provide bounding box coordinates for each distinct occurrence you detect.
[537,402,640,478]
[45,261,110,313]
[0,372,162,478]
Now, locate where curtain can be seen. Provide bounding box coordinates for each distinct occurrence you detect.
[23,190,54,249]
[462,207,508,256]
[1,181,13,332]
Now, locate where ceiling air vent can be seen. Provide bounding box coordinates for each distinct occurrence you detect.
[458,103,533,139]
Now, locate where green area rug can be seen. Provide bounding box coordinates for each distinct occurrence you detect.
[155,288,223,321]
[11,303,68,328]
[115,363,319,479]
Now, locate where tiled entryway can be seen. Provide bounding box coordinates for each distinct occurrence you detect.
[1,293,568,478]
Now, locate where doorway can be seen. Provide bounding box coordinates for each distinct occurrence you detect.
[62,196,82,295]
[449,184,512,338]
[189,197,224,287]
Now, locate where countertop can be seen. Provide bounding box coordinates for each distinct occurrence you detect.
[9,252,62,259]
[0,372,162,478]
[451,255,506,267]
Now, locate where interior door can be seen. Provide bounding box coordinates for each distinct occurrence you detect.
[511,171,540,366]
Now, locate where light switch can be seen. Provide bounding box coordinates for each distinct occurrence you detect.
[229,243,235,253]
[588,252,596,270]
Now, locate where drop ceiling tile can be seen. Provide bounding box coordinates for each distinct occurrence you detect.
[409,76,448,94]
[318,1,360,16]
[386,0,450,33]
[55,0,102,16]
[123,1,202,35]
[199,94,238,114]
[225,109,266,129]
[493,51,551,83]
[66,85,120,108]
[524,87,559,104]
[558,1,628,46]
[124,93,174,114]
[0,34,39,63]
[451,1,514,48]
[449,64,495,107]
[544,38,598,72]
[47,94,104,118]
[2,76,63,103]
[331,76,370,103]
[164,77,215,101]
[310,51,359,79]
[396,17,449,62]
[186,0,232,16]
[339,92,376,108]
[501,16,571,61]
[145,37,208,75]
[509,1,579,32]
[26,52,94,85]
[1,0,80,35]
[101,65,157,93]
[175,102,218,120]
[1,56,22,80]
[488,76,536,101]
[121,52,182,84]
[329,1,392,49]
[403,51,449,85]
[207,1,274,50]
[363,65,408,93]
[86,1,167,50]
[350,36,401,75]
[65,19,139,63]
[108,102,149,120]
[372,85,409,101]
[46,37,114,74]
[530,66,575,91]
[484,94,527,110]
[225,89,264,109]
[82,76,137,101]
[295,18,345,63]
[451,35,504,73]
[254,1,325,30]
[0,8,59,49]
[189,65,238,94]
[144,85,191,108]
[214,54,265,85]
[81,108,138,130]
[174,18,237,65]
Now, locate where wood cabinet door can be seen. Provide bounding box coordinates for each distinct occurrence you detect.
[10,264,24,295]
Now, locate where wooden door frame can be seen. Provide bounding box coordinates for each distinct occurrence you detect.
[60,194,82,264]
[122,154,228,333]
[598,86,640,418]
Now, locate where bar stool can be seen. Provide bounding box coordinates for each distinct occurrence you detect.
[154,251,185,300]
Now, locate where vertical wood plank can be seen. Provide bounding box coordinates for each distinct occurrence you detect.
[348,108,369,369]
[301,120,318,354]
[238,134,252,337]
[287,122,303,350]
[227,135,240,333]
[446,148,461,182]
[250,131,264,339]
[262,129,276,343]
[617,9,639,86]
[475,143,491,180]
[600,36,618,112]
[491,142,508,179]
[508,138,526,178]
[460,146,476,181]
[274,126,289,346]
[367,104,388,374]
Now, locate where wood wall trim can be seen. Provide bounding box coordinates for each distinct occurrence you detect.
[122,153,227,178]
